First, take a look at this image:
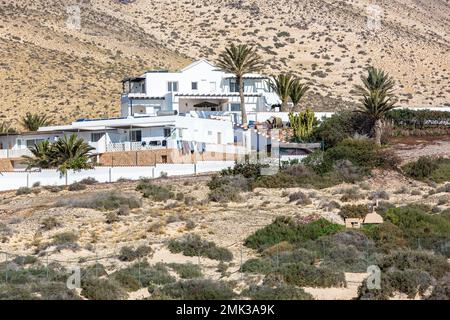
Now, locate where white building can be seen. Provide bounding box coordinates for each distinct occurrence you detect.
[120,59,281,121]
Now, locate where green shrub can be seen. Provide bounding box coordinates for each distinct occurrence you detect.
[57,191,142,211]
[40,217,61,231]
[168,234,233,261]
[403,157,439,180]
[118,245,153,262]
[136,182,174,202]
[208,184,243,203]
[53,232,78,245]
[278,262,346,288]
[220,163,268,179]
[241,258,274,274]
[339,204,369,219]
[427,275,450,300]
[161,279,235,300]
[241,284,314,300]
[68,182,86,191]
[112,262,175,290]
[288,191,312,205]
[244,217,344,251]
[168,263,202,279]
[207,174,251,191]
[81,278,127,300]
[79,177,97,185]
[16,187,32,196]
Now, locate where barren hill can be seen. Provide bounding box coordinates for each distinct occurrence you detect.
[1,0,449,128]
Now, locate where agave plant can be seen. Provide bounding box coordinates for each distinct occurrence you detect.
[216,44,264,126]
[21,113,51,132]
[22,134,95,175]
[354,66,397,145]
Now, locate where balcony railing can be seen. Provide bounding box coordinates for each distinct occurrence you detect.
[106,142,169,153]
[0,149,33,159]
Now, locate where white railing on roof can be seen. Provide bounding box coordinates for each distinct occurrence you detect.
[106,142,168,153]
[0,149,33,159]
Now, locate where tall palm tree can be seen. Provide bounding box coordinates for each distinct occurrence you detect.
[21,113,51,132]
[216,44,264,126]
[290,80,310,110]
[52,134,95,175]
[354,66,397,145]
[269,74,296,112]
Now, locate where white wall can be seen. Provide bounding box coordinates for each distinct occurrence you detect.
[0,161,235,192]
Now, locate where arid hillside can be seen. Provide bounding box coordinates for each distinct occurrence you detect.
[1,0,449,128]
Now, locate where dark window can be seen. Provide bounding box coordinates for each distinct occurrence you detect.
[91,133,103,143]
[164,128,171,137]
[161,155,168,163]
[230,103,241,111]
[130,130,142,142]
[191,82,198,90]
[168,81,178,92]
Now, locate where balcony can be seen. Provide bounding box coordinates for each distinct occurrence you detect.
[0,148,33,159]
[106,141,170,153]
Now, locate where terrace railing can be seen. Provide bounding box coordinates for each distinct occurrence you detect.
[106,141,169,153]
[0,148,33,159]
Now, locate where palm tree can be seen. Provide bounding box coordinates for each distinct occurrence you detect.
[21,113,51,131]
[52,134,95,175]
[22,134,95,175]
[269,74,296,112]
[290,79,310,110]
[0,122,18,134]
[354,66,397,145]
[22,140,54,170]
[216,44,264,126]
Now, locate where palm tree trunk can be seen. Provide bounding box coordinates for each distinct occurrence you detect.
[238,76,247,126]
[281,99,289,112]
[374,118,383,146]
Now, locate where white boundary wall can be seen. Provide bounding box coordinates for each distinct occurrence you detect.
[0,161,234,192]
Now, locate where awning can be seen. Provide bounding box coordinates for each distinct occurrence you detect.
[193,101,219,108]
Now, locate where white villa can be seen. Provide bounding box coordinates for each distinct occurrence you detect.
[121,59,281,120]
[0,59,329,171]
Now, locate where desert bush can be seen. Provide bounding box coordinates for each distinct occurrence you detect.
[208,184,243,203]
[44,185,64,193]
[378,250,449,278]
[403,157,450,182]
[168,234,233,261]
[81,278,127,300]
[338,186,364,202]
[368,190,390,200]
[220,162,268,179]
[168,263,202,279]
[105,212,119,224]
[136,182,174,202]
[112,262,175,290]
[241,258,274,274]
[53,232,78,245]
[288,191,312,205]
[161,279,235,300]
[16,187,32,196]
[427,274,450,300]
[437,183,450,193]
[241,284,313,300]
[68,182,86,191]
[32,182,41,188]
[79,177,97,185]
[13,255,38,266]
[57,191,141,211]
[118,245,153,262]
[339,204,369,219]
[40,217,61,231]
[333,159,364,183]
[244,217,344,251]
[117,205,130,216]
[278,262,346,288]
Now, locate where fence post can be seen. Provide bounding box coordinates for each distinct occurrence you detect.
[65,172,68,186]
[109,167,112,183]
[5,253,8,283]
[27,173,30,188]
[152,167,155,179]
[194,163,197,175]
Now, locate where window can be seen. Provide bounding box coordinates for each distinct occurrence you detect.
[91,133,103,143]
[191,82,198,90]
[230,103,241,111]
[229,79,240,92]
[129,130,142,142]
[26,139,44,148]
[168,81,178,92]
[161,155,168,163]
[163,128,171,137]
